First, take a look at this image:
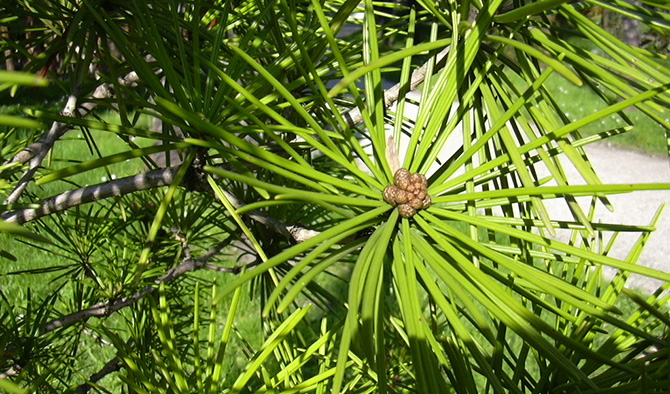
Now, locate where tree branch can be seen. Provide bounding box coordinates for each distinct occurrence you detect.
[3,72,139,205]
[42,241,237,333]
[216,188,320,243]
[3,49,449,236]
[0,366,20,380]
[2,166,320,243]
[4,45,445,207]
[74,357,123,394]
[341,46,450,127]
[1,166,180,224]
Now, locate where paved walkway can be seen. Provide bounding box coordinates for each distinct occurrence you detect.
[546,142,670,294]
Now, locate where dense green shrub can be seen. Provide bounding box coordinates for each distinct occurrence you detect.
[1,1,669,392]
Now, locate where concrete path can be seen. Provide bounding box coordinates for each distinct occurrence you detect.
[546,142,670,294]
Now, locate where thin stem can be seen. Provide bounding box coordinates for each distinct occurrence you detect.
[73,356,123,394]
[1,166,322,243]
[2,166,181,224]
[3,72,139,205]
[42,240,238,333]
[341,47,450,127]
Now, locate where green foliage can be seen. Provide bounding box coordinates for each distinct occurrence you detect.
[1,0,670,393]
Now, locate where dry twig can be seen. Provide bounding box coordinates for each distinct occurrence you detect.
[2,166,180,224]
[73,357,123,394]
[341,46,450,126]
[1,165,320,243]
[42,240,235,333]
[3,72,139,205]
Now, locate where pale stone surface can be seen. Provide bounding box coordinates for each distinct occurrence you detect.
[544,142,670,294]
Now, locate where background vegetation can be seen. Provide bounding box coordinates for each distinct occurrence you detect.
[1,0,670,393]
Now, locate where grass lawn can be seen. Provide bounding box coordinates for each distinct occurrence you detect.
[0,108,159,301]
[1,94,267,387]
[545,72,669,155]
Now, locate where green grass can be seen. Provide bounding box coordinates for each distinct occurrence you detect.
[546,72,669,155]
[422,67,668,155]
[0,101,268,388]
[541,34,669,155]
[0,108,160,303]
[30,112,157,198]
[0,234,63,299]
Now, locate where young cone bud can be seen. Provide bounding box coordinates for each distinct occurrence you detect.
[383,185,400,205]
[398,204,416,218]
[385,168,431,218]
